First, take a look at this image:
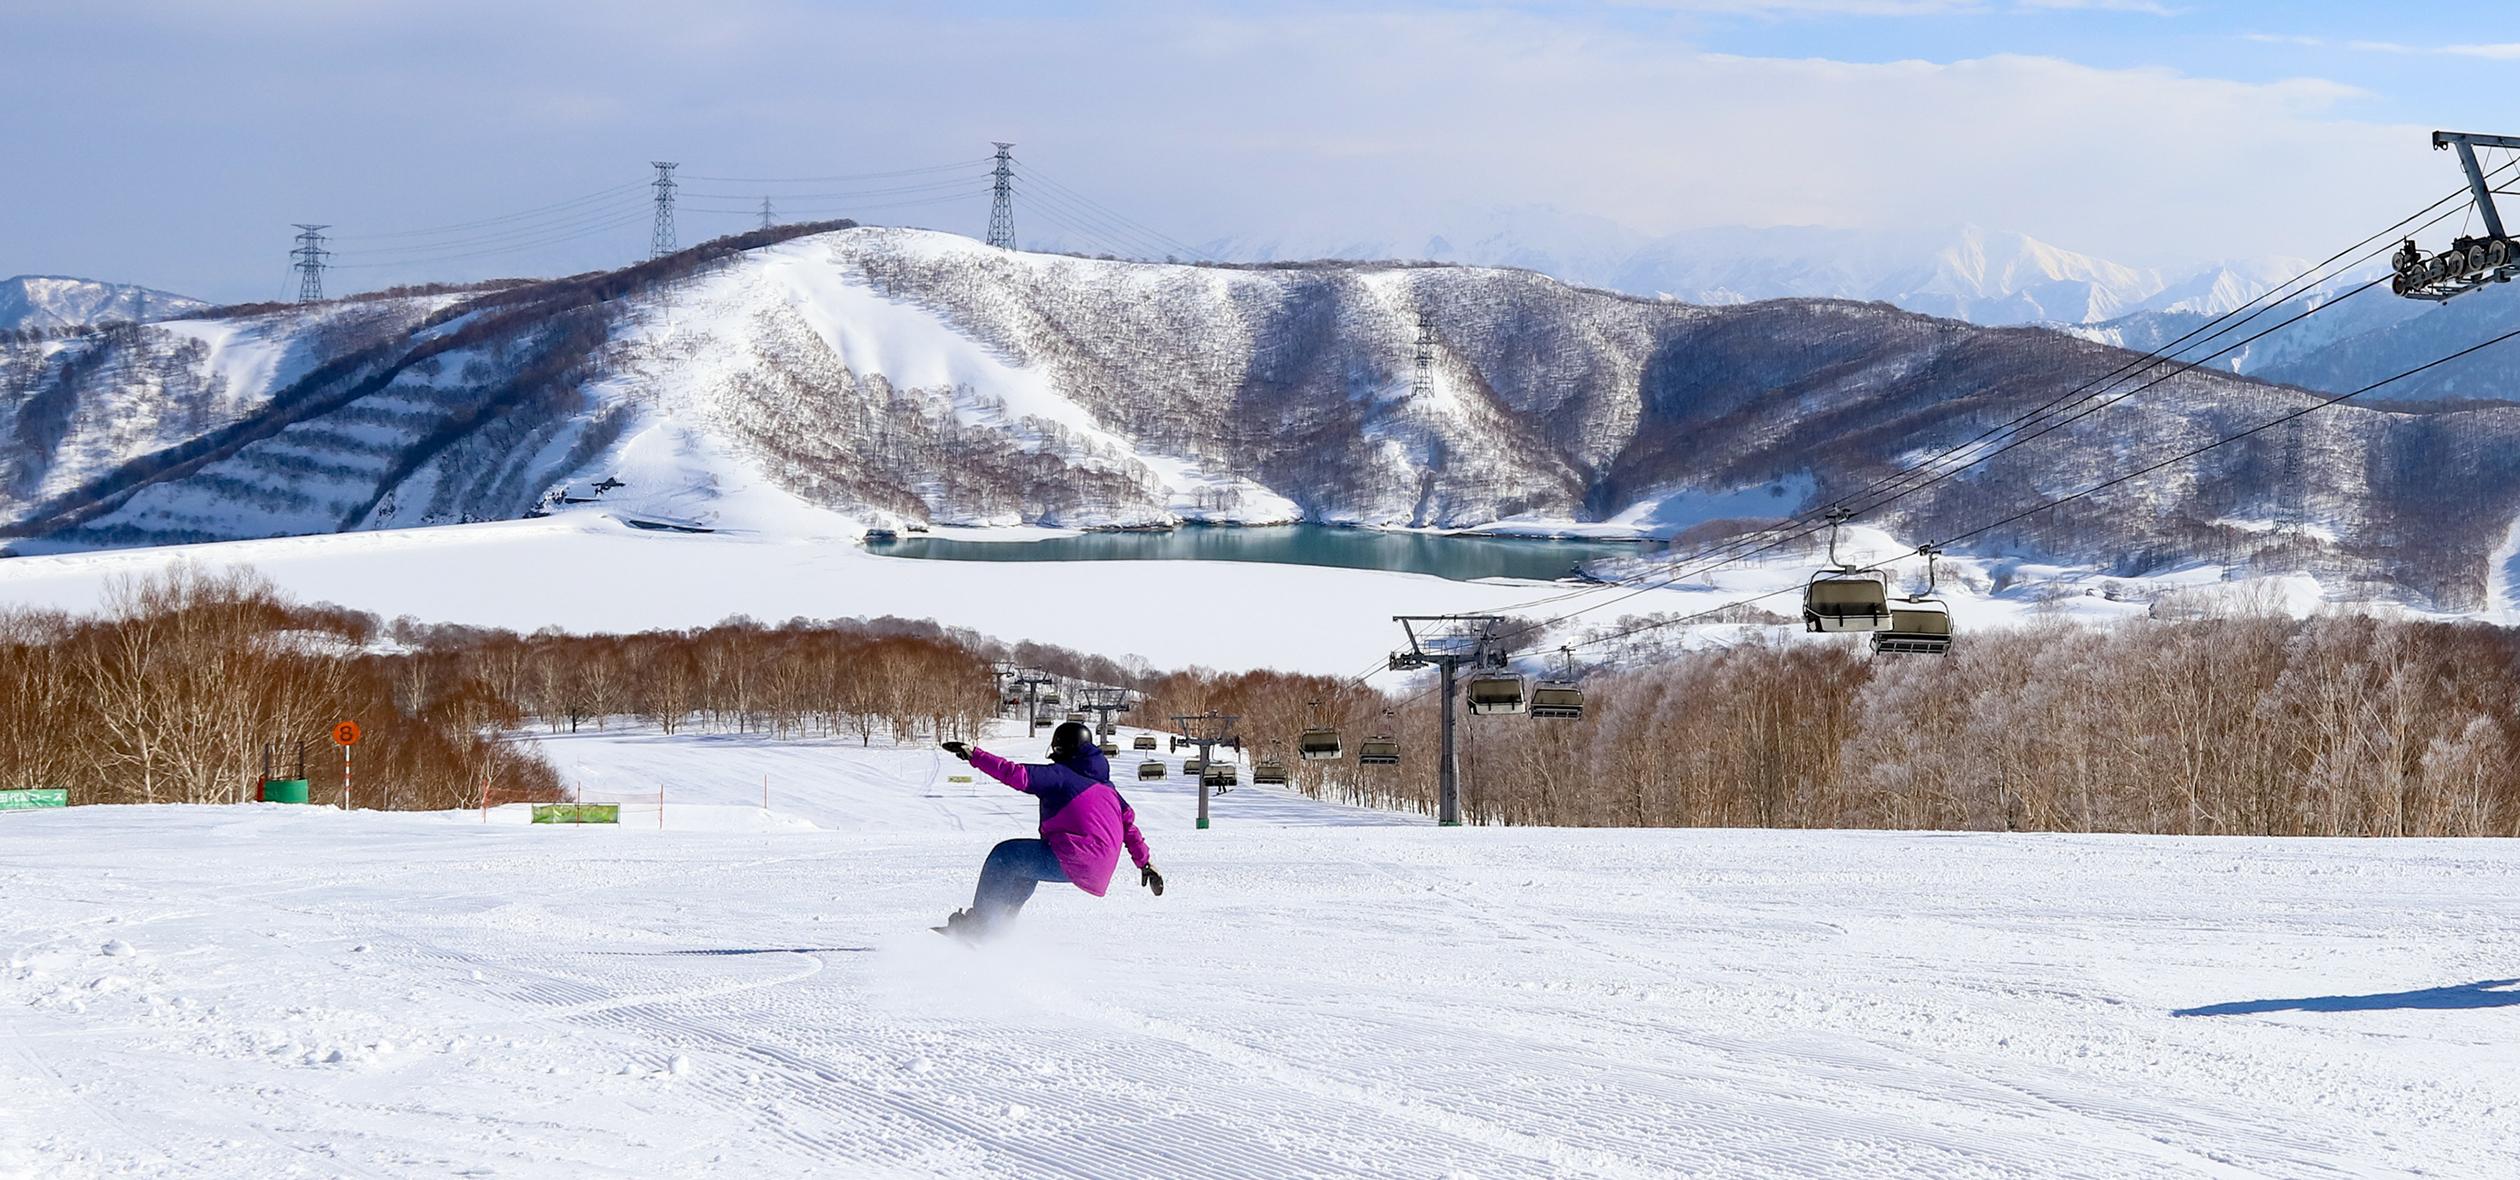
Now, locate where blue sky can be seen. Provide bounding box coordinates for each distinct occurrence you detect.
[4,1,2510,302]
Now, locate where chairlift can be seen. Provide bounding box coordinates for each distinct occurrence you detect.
[1358,710,1402,766]
[1132,735,1158,751]
[1137,761,1167,780]
[1099,740,1123,756]
[1297,700,1343,761]
[1183,758,1206,776]
[1253,757,1289,786]
[1873,545,1957,656]
[1803,506,1893,632]
[1201,763,1238,790]
[1529,646,1586,719]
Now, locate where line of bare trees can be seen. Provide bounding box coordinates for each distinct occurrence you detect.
[1142,616,2520,838]
[0,565,553,809]
[392,616,1001,745]
[11,560,2516,837]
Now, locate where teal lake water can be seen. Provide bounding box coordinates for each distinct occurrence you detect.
[865,526,1635,583]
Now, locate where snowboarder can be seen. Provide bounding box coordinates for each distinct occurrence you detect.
[939,721,1163,939]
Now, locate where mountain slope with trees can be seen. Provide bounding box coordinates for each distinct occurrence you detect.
[6,224,2520,608]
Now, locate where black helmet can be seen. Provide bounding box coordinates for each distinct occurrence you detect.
[1049,721,1094,758]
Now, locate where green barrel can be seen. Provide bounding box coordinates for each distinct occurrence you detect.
[261,778,310,804]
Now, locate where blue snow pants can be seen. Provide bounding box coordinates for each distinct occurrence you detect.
[973,838,1071,925]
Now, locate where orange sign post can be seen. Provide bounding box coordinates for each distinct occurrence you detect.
[332,720,361,808]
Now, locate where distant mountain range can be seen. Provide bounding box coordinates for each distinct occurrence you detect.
[1154,210,2308,327]
[8,224,2520,612]
[0,275,204,333]
[1154,208,2520,407]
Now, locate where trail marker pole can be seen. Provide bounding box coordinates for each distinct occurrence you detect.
[331,720,361,810]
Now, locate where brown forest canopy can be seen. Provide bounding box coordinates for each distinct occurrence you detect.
[4,563,2515,836]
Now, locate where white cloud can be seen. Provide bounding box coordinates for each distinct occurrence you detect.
[0,0,2454,297]
[2243,33,2520,60]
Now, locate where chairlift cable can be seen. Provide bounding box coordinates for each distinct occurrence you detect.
[1454,169,2513,637]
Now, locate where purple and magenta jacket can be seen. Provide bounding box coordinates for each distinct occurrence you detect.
[967,743,1152,896]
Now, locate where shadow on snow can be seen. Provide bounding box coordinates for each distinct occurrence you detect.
[2174,979,2520,1017]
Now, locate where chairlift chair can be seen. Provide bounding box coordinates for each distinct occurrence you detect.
[1182,758,1206,776]
[1099,740,1123,756]
[1358,710,1402,766]
[1201,763,1238,790]
[1804,568,1895,633]
[1137,761,1167,780]
[1528,646,1587,720]
[1297,700,1343,761]
[1872,545,1955,655]
[1802,506,1895,632]
[1132,735,1158,751]
[1464,671,1528,715]
[1872,601,1954,655]
[1253,757,1289,786]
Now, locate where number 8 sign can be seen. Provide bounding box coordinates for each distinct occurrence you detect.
[332,720,362,747]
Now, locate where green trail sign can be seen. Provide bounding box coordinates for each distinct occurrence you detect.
[0,789,68,810]
[532,803,620,825]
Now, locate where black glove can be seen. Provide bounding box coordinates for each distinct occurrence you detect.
[1140,864,1165,896]
[941,741,971,761]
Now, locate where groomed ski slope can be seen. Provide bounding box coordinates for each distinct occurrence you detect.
[5,724,2518,1179]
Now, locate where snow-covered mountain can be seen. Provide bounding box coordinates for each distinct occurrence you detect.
[1177,212,2256,327]
[2069,266,2520,406]
[0,275,205,333]
[9,223,2520,609]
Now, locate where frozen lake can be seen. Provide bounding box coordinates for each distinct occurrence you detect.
[867,524,1638,583]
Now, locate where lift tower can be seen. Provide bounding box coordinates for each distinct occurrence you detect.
[1010,668,1057,738]
[1389,615,1511,827]
[1078,687,1133,739]
[1169,710,1240,831]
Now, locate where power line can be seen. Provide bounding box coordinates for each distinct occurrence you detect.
[329,198,651,262]
[1011,163,1205,260]
[328,209,651,270]
[682,160,992,183]
[327,182,650,242]
[679,174,986,202]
